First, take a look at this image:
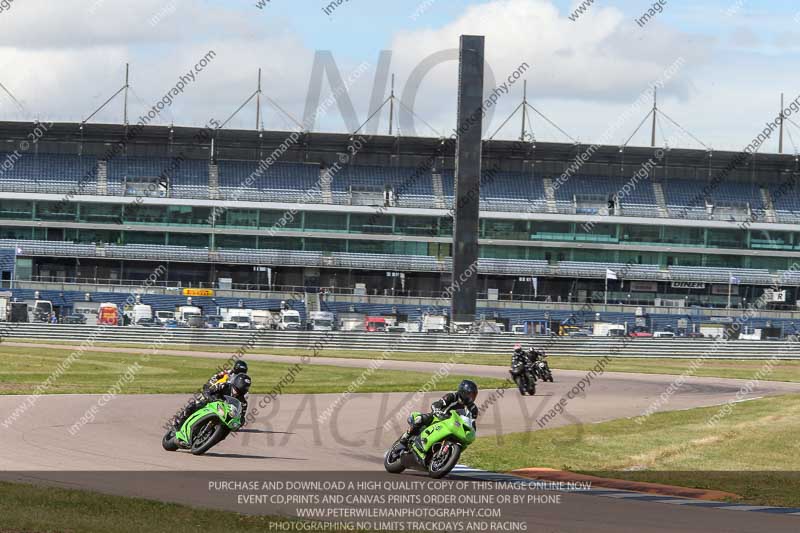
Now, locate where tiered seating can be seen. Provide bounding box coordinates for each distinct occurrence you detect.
[217,161,322,203]
[439,170,551,212]
[663,179,762,219]
[338,165,435,208]
[107,157,209,198]
[769,180,800,223]
[554,176,659,217]
[0,153,98,194]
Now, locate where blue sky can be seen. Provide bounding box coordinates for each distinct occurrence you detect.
[1,0,800,152]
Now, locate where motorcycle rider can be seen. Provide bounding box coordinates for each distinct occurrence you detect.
[171,373,252,432]
[528,346,552,380]
[511,343,527,367]
[205,360,248,391]
[397,379,479,448]
[511,343,535,392]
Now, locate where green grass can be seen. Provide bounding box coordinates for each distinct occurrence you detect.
[0,345,510,395]
[466,394,800,507]
[9,337,800,383]
[0,481,372,533]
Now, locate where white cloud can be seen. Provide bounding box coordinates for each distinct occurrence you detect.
[0,0,797,152]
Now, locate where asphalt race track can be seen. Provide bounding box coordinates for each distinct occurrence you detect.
[2,353,800,532]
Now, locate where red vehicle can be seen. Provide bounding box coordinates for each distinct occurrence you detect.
[365,316,387,332]
[98,303,119,326]
[628,327,653,338]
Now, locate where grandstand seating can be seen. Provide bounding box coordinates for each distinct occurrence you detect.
[663,179,764,219]
[217,160,322,203]
[0,152,98,195]
[1,152,790,223]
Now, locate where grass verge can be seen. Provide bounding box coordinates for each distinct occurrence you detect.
[0,345,510,395]
[0,481,370,533]
[466,394,800,507]
[8,337,800,383]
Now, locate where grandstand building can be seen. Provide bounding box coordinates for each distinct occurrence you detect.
[1,120,799,311]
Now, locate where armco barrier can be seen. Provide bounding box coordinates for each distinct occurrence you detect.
[1,324,799,359]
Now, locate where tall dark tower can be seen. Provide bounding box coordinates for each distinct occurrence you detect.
[450,35,485,324]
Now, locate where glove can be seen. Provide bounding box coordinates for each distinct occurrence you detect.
[433,409,447,420]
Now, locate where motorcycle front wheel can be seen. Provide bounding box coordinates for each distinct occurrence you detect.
[190,416,227,455]
[427,441,461,479]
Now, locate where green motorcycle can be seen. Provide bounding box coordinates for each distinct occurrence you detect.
[162,395,243,455]
[384,409,476,478]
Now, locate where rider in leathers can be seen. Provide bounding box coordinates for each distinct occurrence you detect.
[172,373,251,431]
[398,380,479,448]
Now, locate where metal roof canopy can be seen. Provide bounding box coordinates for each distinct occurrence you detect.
[0,120,796,185]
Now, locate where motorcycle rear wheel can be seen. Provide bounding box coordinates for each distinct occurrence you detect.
[384,443,406,474]
[161,430,179,452]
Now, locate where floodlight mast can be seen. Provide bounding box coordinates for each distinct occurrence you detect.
[82,63,130,126]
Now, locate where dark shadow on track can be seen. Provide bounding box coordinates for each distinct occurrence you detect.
[203,452,307,461]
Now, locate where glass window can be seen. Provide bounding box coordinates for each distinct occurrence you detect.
[531,222,572,241]
[483,219,528,240]
[216,234,257,249]
[662,226,704,246]
[749,256,789,270]
[35,201,77,221]
[621,225,660,244]
[707,228,745,249]
[304,238,346,252]
[750,230,791,250]
[395,216,439,237]
[223,209,259,228]
[304,212,347,232]
[73,229,121,244]
[80,203,122,224]
[350,214,392,234]
[260,210,302,230]
[169,233,209,248]
[0,226,33,239]
[258,236,302,250]
[125,231,166,245]
[704,254,744,268]
[124,204,166,224]
[0,200,32,219]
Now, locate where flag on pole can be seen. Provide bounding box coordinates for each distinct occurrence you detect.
[729,274,740,285]
[606,268,618,280]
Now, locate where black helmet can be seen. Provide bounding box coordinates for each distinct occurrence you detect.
[457,380,478,404]
[232,360,248,374]
[231,374,252,396]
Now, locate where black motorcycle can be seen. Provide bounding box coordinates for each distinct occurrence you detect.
[510,360,536,395]
[534,359,554,382]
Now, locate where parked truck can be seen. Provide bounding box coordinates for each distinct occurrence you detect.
[592,322,626,337]
[175,305,202,326]
[308,311,335,331]
[339,312,366,332]
[421,314,447,333]
[274,308,302,330]
[0,293,9,322]
[126,304,153,326]
[251,309,272,330]
[365,316,387,332]
[98,303,120,326]
[220,308,254,329]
